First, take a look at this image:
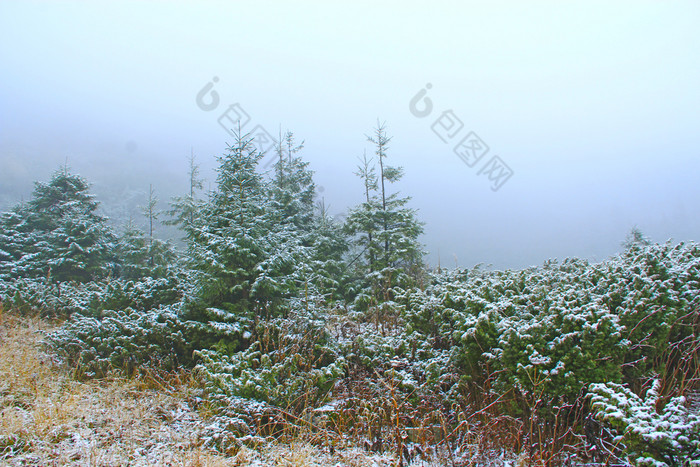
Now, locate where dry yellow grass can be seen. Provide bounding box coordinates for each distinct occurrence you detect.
[0,312,235,466]
[0,312,400,466]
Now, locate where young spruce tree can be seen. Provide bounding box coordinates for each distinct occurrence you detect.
[180,132,278,354]
[345,122,424,309]
[165,149,205,238]
[0,167,114,282]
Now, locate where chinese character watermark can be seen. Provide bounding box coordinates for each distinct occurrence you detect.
[196,77,277,162]
[478,155,513,191]
[195,77,347,221]
[455,131,489,168]
[409,83,514,191]
[431,110,464,143]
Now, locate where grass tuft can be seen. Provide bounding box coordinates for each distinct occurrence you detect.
[0,312,405,466]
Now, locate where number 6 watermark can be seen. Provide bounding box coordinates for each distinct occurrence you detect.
[195,77,348,223]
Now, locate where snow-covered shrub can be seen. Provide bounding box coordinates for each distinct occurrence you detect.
[589,380,700,465]
[400,242,700,412]
[0,278,94,317]
[323,300,463,453]
[493,300,628,403]
[46,305,191,377]
[84,276,184,316]
[608,242,700,387]
[198,394,273,449]
[195,312,345,417]
[0,276,184,318]
[343,325,410,368]
[399,261,628,407]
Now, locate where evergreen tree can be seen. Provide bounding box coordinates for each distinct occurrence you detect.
[0,167,114,282]
[344,151,381,273]
[368,122,424,271]
[114,222,177,280]
[166,149,205,237]
[187,131,271,317]
[45,208,114,282]
[0,209,30,280]
[309,198,350,301]
[143,185,158,239]
[141,184,160,266]
[262,130,353,305]
[344,122,425,307]
[269,131,315,230]
[622,226,651,251]
[255,131,317,307]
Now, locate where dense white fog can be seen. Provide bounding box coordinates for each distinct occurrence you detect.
[2,1,699,269]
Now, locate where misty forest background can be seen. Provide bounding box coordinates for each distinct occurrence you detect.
[1,124,699,466]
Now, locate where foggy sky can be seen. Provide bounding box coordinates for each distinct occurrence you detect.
[1,1,699,270]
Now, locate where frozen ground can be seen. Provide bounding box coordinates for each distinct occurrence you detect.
[1,313,521,466]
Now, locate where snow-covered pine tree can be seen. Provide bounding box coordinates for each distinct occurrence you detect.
[186,131,271,318]
[264,131,349,304]
[165,150,206,239]
[251,131,315,312]
[309,198,350,301]
[345,123,425,309]
[368,122,424,273]
[269,131,314,230]
[114,221,177,280]
[0,167,115,282]
[344,151,381,274]
[177,132,275,354]
[0,209,31,280]
[142,185,158,246]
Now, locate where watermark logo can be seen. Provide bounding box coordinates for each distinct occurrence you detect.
[196,77,277,162]
[249,125,276,157]
[195,76,220,111]
[454,131,489,168]
[431,110,463,143]
[408,82,433,118]
[195,77,347,222]
[478,155,513,191]
[409,83,514,191]
[217,103,251,132]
